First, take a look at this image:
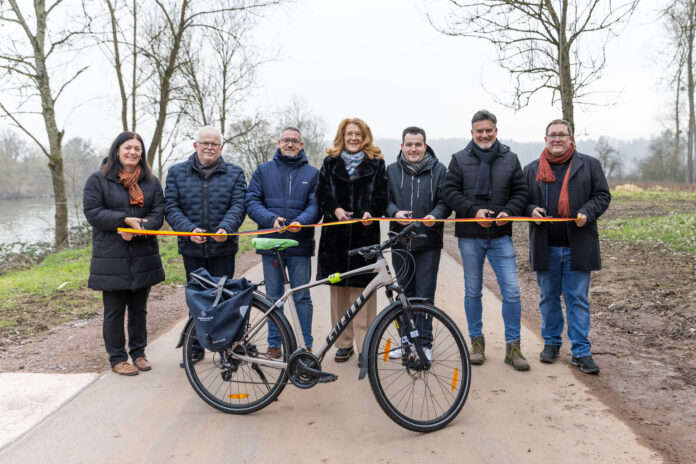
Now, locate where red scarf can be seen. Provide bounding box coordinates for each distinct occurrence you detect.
[535,142,575,218]
[118,166,144,207]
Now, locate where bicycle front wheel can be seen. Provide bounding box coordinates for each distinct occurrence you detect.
[367,302,471,432]
[183,296,294,414]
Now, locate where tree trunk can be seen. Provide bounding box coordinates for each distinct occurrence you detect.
[106,0,128,131]
[687,7,695,183]
[557,1,575,133]
[146,0,189,166]
[32,2,69,249]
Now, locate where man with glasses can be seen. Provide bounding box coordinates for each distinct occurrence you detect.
[165,126,246,366]
[523,119,610,374]
[442,110,530,371]
[245,127,320,357]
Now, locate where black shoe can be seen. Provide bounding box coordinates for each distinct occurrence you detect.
[539,345,560,363]
[571,355,600,374]
[180,350,205,368]
[334,347,354,362]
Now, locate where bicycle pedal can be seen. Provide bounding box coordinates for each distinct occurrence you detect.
[317,373,338,383]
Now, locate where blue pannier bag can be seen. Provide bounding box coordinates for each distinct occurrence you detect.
[185,268,254,352]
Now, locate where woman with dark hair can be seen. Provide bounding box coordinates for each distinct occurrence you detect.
[317,118,388,364]
[83,132,165,376]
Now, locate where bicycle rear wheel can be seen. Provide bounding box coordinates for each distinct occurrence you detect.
[367,302,471,432]
[183,296,295,414]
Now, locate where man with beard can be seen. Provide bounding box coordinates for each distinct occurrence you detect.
[442,110,530,370]
[386,126,450,361]
[523,119,610,374]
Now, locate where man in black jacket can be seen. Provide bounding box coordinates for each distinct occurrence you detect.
[386,126,450,360]
[442,110,530,370]
[523,119,610,374]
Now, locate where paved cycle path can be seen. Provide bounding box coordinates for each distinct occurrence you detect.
[0,251,661,463]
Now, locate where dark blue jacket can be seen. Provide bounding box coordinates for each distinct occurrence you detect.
[245,149,320,256]
[164,154,246,258]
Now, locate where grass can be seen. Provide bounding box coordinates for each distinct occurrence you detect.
[611,190,696,202]
[601,213,696,254]
[0,217,259,337]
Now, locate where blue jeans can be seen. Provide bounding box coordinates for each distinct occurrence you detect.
[536,246,592,357]
[458,236,521,343]
[262,255,314,349]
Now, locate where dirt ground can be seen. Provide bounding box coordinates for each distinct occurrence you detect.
[443,193,696,464]
[0,250,260,373]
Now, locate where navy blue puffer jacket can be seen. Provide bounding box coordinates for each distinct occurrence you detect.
[245,149,320,256]
[164,154,246,258]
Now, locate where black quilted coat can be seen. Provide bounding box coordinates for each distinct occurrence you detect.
[83,170,165,291]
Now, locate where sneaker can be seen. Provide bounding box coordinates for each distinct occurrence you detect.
[571,355,600,374]
[539,345,560,364]
[180,350,205,368]
[504,341,530,371]
[422,347,432,362]
[266,347,282,359]
[388,347,404,359]
[334,346,354,362]
[470,336,485,365]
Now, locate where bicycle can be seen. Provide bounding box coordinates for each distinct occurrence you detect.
[176,222,471,432]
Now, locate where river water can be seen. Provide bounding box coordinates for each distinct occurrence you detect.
[0,198,84,245]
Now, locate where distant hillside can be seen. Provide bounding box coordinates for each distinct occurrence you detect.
[374,137,650,172]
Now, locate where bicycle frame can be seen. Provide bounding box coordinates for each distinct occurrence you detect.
[230,256,399,369]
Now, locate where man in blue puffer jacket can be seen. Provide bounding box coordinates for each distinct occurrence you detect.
[165,126,246,363]
[245,126,320,357]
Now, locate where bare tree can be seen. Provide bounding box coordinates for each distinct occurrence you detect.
[664,1,696,183]
[226,116,277,179]
[429,0,639,133]
[638,130,686,182]
[594,136,622,180]
[0,0,90,249]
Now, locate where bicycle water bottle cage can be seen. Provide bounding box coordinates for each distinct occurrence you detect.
[251,238,299,251]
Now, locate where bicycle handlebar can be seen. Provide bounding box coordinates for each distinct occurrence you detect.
[347,222,418,259]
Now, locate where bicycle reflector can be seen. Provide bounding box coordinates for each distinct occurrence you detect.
[383,338,392,362]
[451,369,459,391]
[228,393,249,400]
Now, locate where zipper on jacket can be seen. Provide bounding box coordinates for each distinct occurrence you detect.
[203,179,209,258]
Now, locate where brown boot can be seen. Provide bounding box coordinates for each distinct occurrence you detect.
[470,337,485,365]
[504,341,530,371]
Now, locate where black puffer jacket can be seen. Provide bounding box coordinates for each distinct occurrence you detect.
[442,140,528,239]
[316,155,388,287]
[386,147,450,251]
[83,170,165,291]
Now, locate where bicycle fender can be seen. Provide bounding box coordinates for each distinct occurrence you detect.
[176,317,194,348]
[357,297,430,380]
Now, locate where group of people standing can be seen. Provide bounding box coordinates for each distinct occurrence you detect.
[83,110,610,378]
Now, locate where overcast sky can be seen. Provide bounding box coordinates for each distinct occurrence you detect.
[249,0,669,143]
[2,0,672,149]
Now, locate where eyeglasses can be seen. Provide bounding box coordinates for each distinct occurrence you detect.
[345,131,362,139]
[280,138,302,145]
[546,134,570,140]
[197,141,221,148]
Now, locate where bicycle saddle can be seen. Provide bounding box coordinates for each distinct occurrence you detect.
[251,237,299,250]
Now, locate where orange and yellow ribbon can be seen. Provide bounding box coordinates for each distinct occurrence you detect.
[117,216,578,237]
